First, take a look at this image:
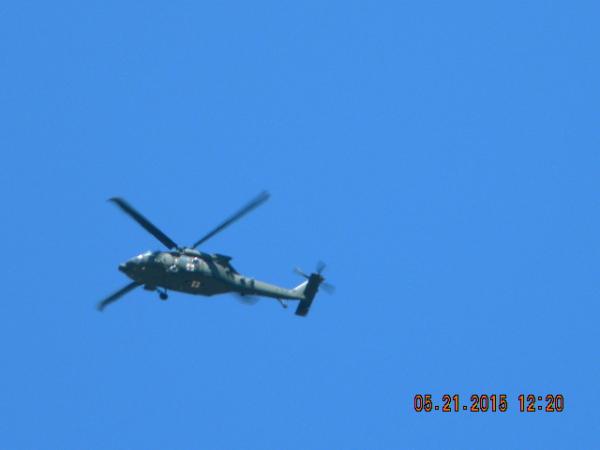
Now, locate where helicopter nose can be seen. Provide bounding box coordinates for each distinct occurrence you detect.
[118,262,128,272]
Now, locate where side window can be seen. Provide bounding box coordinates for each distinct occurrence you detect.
[180,256,194,271]
[160,253,174,266]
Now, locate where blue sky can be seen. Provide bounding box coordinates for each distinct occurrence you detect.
[0,1,598,449]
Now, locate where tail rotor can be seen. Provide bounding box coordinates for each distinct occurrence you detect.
[293,261,334,317]
[294,261,335,294]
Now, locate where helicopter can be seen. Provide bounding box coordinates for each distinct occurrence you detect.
[98,191,332,316]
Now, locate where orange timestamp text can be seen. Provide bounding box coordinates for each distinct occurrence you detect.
[413,394,564,413]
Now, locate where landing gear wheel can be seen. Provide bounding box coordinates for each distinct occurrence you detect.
[159,292,168,301]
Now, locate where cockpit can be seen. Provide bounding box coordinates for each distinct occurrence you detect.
[119,251,154,275]
[134,251,153,262]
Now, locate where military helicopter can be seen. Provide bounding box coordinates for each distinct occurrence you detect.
[98,191,332,316]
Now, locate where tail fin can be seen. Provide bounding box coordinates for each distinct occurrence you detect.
[295,274,323,317]
[292,280,308,295]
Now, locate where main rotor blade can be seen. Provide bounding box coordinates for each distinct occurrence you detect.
[191,191,270,249]
[97,281,141,312]
[110,197,179,249]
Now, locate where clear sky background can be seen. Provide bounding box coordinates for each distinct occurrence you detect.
[0,1,598,449]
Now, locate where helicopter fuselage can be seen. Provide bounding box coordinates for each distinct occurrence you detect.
[119,249,304,301]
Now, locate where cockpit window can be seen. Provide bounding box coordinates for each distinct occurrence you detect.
[135,251,152,261]
[158,253,174,265]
